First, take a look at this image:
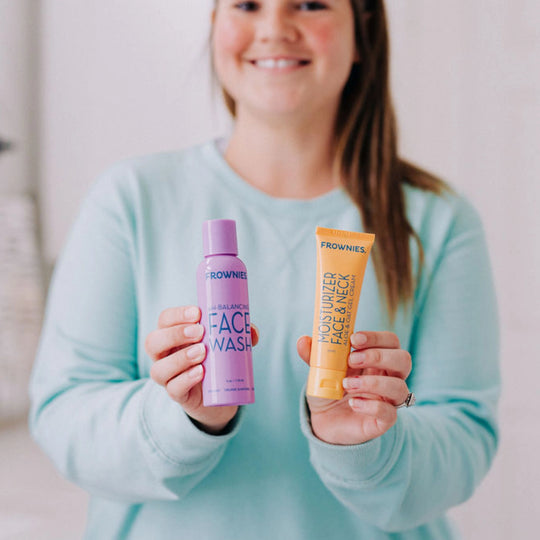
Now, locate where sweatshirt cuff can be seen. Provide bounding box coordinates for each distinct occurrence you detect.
[140,379,244,469]
[299,387,404,487]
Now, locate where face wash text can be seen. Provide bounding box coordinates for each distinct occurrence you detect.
[208,309,252,352]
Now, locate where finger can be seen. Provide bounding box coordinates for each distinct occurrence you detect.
[296,335,312,365]
[251,324,260,347]
[158,306,200,329]
[150,343,206,386]
[349,348,412,379]
[348,397,397,426]
[342,375,409,406]
[165,364,204,405]
[350,331,400,351]
[145,323,204,360]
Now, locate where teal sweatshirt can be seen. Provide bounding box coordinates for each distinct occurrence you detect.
[29,140,500,539]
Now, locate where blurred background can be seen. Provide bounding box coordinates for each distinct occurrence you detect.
[0,1,538,538]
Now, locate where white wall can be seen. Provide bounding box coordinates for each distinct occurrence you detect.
[0,0,38,194]
[37,1,539,538]
[39,0,227,262]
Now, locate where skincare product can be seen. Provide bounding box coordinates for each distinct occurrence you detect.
[307,227,375,400]
[197,219,255,406]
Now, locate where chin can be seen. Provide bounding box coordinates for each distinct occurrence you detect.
[242,94,313,118]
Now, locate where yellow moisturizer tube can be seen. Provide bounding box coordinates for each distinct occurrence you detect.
[307,227,375,400]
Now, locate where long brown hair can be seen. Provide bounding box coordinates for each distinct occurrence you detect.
[215,0,448,323]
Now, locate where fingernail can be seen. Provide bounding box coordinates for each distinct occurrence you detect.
[185,306,199,321]
[351,333,368,347]
[189,364,203,379]
[184,324,203,339]
[350,352,366,366]
[343,377,361,390]
[349,398,365,409]
[187,343,205,360]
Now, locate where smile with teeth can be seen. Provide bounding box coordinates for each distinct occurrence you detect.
[251,58,310,69]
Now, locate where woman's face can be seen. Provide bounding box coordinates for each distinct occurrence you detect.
[212,0,358,121]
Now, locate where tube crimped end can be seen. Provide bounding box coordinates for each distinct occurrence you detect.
[306,366,346,400]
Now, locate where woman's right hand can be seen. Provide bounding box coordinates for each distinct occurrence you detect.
[145,306,258,435]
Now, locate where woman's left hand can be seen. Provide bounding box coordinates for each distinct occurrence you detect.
[297,331,412,445]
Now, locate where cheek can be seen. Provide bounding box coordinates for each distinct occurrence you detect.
[213,18,252,68]
[307,19,356,67]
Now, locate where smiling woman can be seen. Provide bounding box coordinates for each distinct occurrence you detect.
[29,1,500,539]
[212,0,357,122]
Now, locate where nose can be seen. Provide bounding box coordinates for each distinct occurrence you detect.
[257,7,300,43]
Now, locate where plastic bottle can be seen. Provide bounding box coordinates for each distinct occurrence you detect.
[197,219,255,407]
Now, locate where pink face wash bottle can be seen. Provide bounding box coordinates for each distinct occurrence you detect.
[197,219,255,407]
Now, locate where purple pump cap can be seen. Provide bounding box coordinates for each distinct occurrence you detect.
[202,219,238,256]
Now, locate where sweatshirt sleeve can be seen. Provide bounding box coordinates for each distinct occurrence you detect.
[299,194,500,532]
[28,170,244,503]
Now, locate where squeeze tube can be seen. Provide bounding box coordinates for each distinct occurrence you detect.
[307,227,375,400]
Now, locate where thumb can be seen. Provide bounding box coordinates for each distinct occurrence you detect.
[296,335,312,366]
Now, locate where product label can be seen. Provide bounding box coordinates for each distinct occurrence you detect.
[206,271,247,280]
[320,241,366,253]
[207,305,252,353]
[317,272,356,345]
